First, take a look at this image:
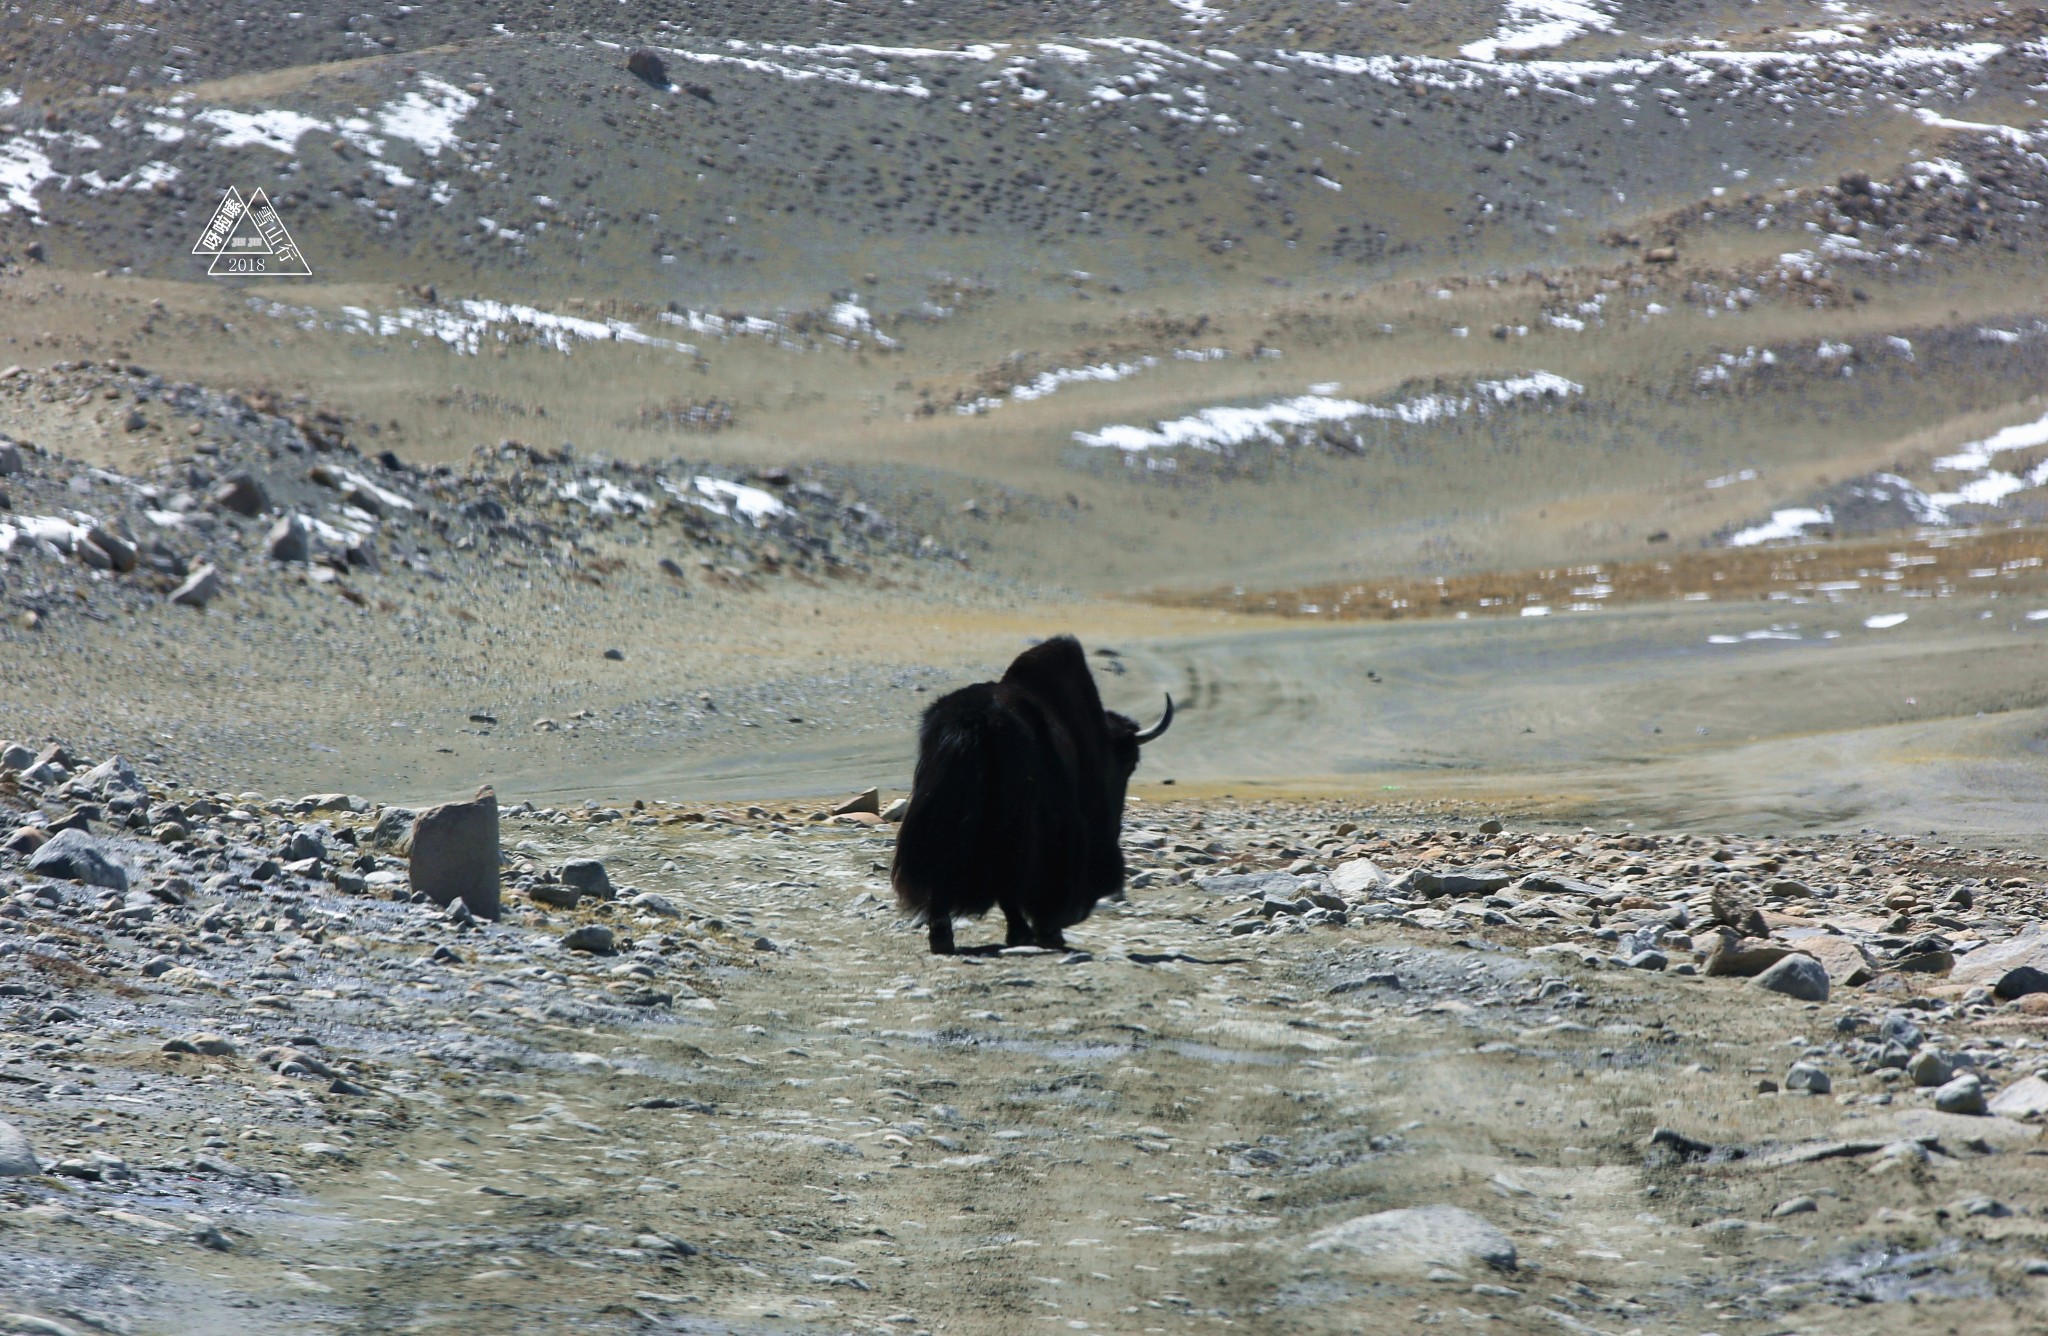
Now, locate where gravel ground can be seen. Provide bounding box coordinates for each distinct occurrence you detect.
[8,749,2048,1333]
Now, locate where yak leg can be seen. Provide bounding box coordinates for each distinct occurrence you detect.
[1035,926,1068,951]
[998,892,1033,948]
[927,916,957,956]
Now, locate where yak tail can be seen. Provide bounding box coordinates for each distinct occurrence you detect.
[890,685,1031,925]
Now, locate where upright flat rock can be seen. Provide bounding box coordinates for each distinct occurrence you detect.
[1305,1204,1517,1275]
[0,1119,38,1176]
[1951,934,2048,998]
[408,784,499,919]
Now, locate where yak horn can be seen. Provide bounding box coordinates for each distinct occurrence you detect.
[1134,694,1174,744]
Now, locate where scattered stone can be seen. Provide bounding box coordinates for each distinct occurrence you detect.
[408,784,500,919]
[1626,949,1669,971]
[1306,1205,1516,1275]
[1771,1196,1818,1218]
[1950,934,2048,999]
[561,924,617,955]
[25,828,127,890]
[881,797,909,822]
[1708,887,1768,938]
[1987,1075,2048,1120]
[528,883,581,910]
[370,806,417,851]
[1784,1062,1833,1095]
[211,471,269,517]
[1750,954,1829,1002]
[559,858,613,900]
[1330,858,1386,895]
[1934,1073,1988,1116]
[1411,868,1514,897]
[1795,935,1875,988]
[1646,1126,1714,1161]
[0,1120,39,1176]
[86,526,137,573]
[1702,928,1792,978]
[267,513,310,563]
[1907,1049,1954,1088]
[833,788,880,816]
[626,48,669,86]
[168,564,223,608]
[165,1033,237,1057]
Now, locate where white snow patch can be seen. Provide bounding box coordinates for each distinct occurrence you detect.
[1073,372,1579,452]
[0,136,58,215]
[193,107,327,152]
[1863,613,1909,629]
[326,298,696,358]
[1727,507,1832,547]
[1462,0,1619,62]
[375,76,477,156]
[557,479,653,515]
[683,477,789,526]
[1932,407,2048,474]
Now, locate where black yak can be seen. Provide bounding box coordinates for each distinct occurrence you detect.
[891,636,1173,954]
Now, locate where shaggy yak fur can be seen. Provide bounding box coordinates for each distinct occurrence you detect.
[890,636,1172,954]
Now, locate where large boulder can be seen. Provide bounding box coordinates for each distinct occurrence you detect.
[1951,934,2048,999]
[407,785,499,919]
[26,828,128,891]
[1306,1204,1516,1276]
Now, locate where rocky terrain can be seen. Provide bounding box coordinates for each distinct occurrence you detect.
[9,746,2048,1333]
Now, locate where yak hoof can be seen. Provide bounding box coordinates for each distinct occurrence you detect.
[928,920,957,955]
